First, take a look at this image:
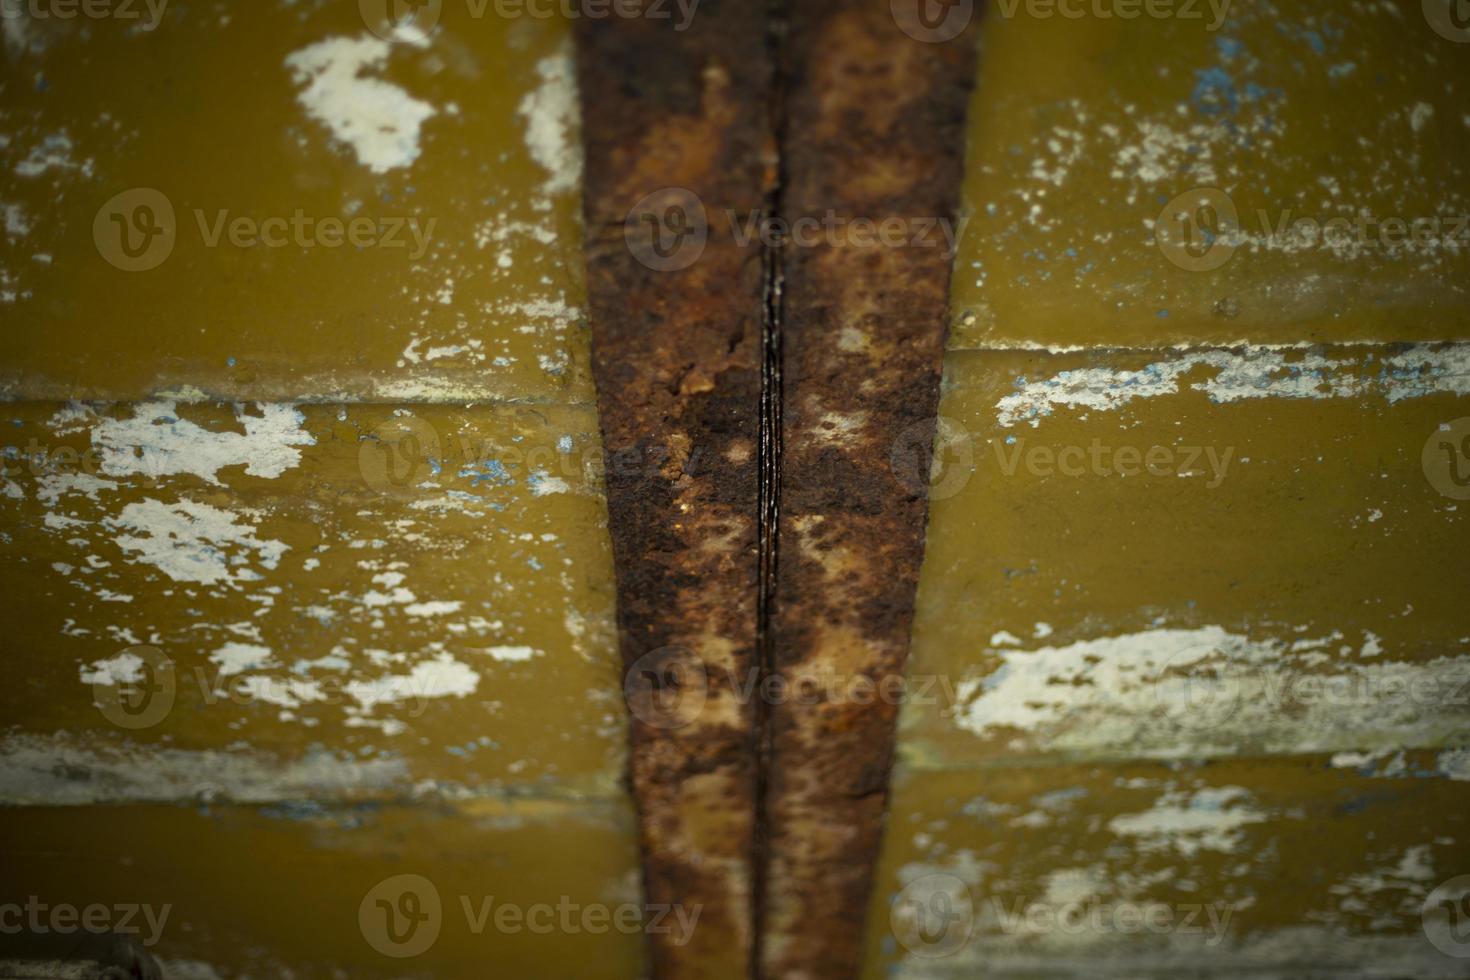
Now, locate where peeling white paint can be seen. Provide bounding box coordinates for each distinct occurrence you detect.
[78,651,146,687]
[1436,747,1470,782]
[403,600,462,617]
[285,33,437,174]
[0,734,408,805]
[106,498,288,586]
[345,653,479,713]
[953,626,1470,759]
[995,345,1470,428]
[1108,787,1266,857]
[92,402,314,484]
[482,645,538,663]
[210,642,273,677]
[517,40,582,198]
[528,472,571,496]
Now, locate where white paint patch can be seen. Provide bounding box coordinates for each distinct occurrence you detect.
[92,402,314,484]
[996,345,1470,428]
[345,653,479,713]
[953,626,1470,759]
[482,645,538,662]
[1409,102,1435,134]
[1437,747,1470,782]
[238,676,324,709]
[1041,866,1106,907]
[79,651,146,687]
[210,642,273,677]
[0,734,408,805]
[35,472,118,507]
[403,600,462,617]
[14,132,91,179]
[1108,787,1266,857]
[3,202,30,239]
[106,498,289,586]
[528,472,571,496]
[285,34,437,173]
[516,41,582,197]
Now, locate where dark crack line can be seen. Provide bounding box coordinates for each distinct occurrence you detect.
[751,1,789,976]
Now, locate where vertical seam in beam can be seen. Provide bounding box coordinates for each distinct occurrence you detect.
[751,2,789,976]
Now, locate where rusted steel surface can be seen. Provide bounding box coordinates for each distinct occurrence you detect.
[575,3,774,977]
[760,1,977,976]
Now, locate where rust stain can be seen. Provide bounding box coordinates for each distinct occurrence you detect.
[760,1,977,977]
[578,1,974,975]
[575,2,775,976]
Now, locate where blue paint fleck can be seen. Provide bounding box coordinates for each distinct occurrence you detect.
[1192,67,1238,116]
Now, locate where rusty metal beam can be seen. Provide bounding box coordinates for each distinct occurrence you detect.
[575,2,775,977]
[578,1,974,975]
[759,2,977,976]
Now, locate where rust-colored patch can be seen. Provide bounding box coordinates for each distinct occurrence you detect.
[575,3,775,977]
[760,2,977,977]
[578,2,974,974]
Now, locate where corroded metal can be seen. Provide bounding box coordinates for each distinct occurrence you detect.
[760,1,978,976]
[575,3,775,977]
[578,1,974,973]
